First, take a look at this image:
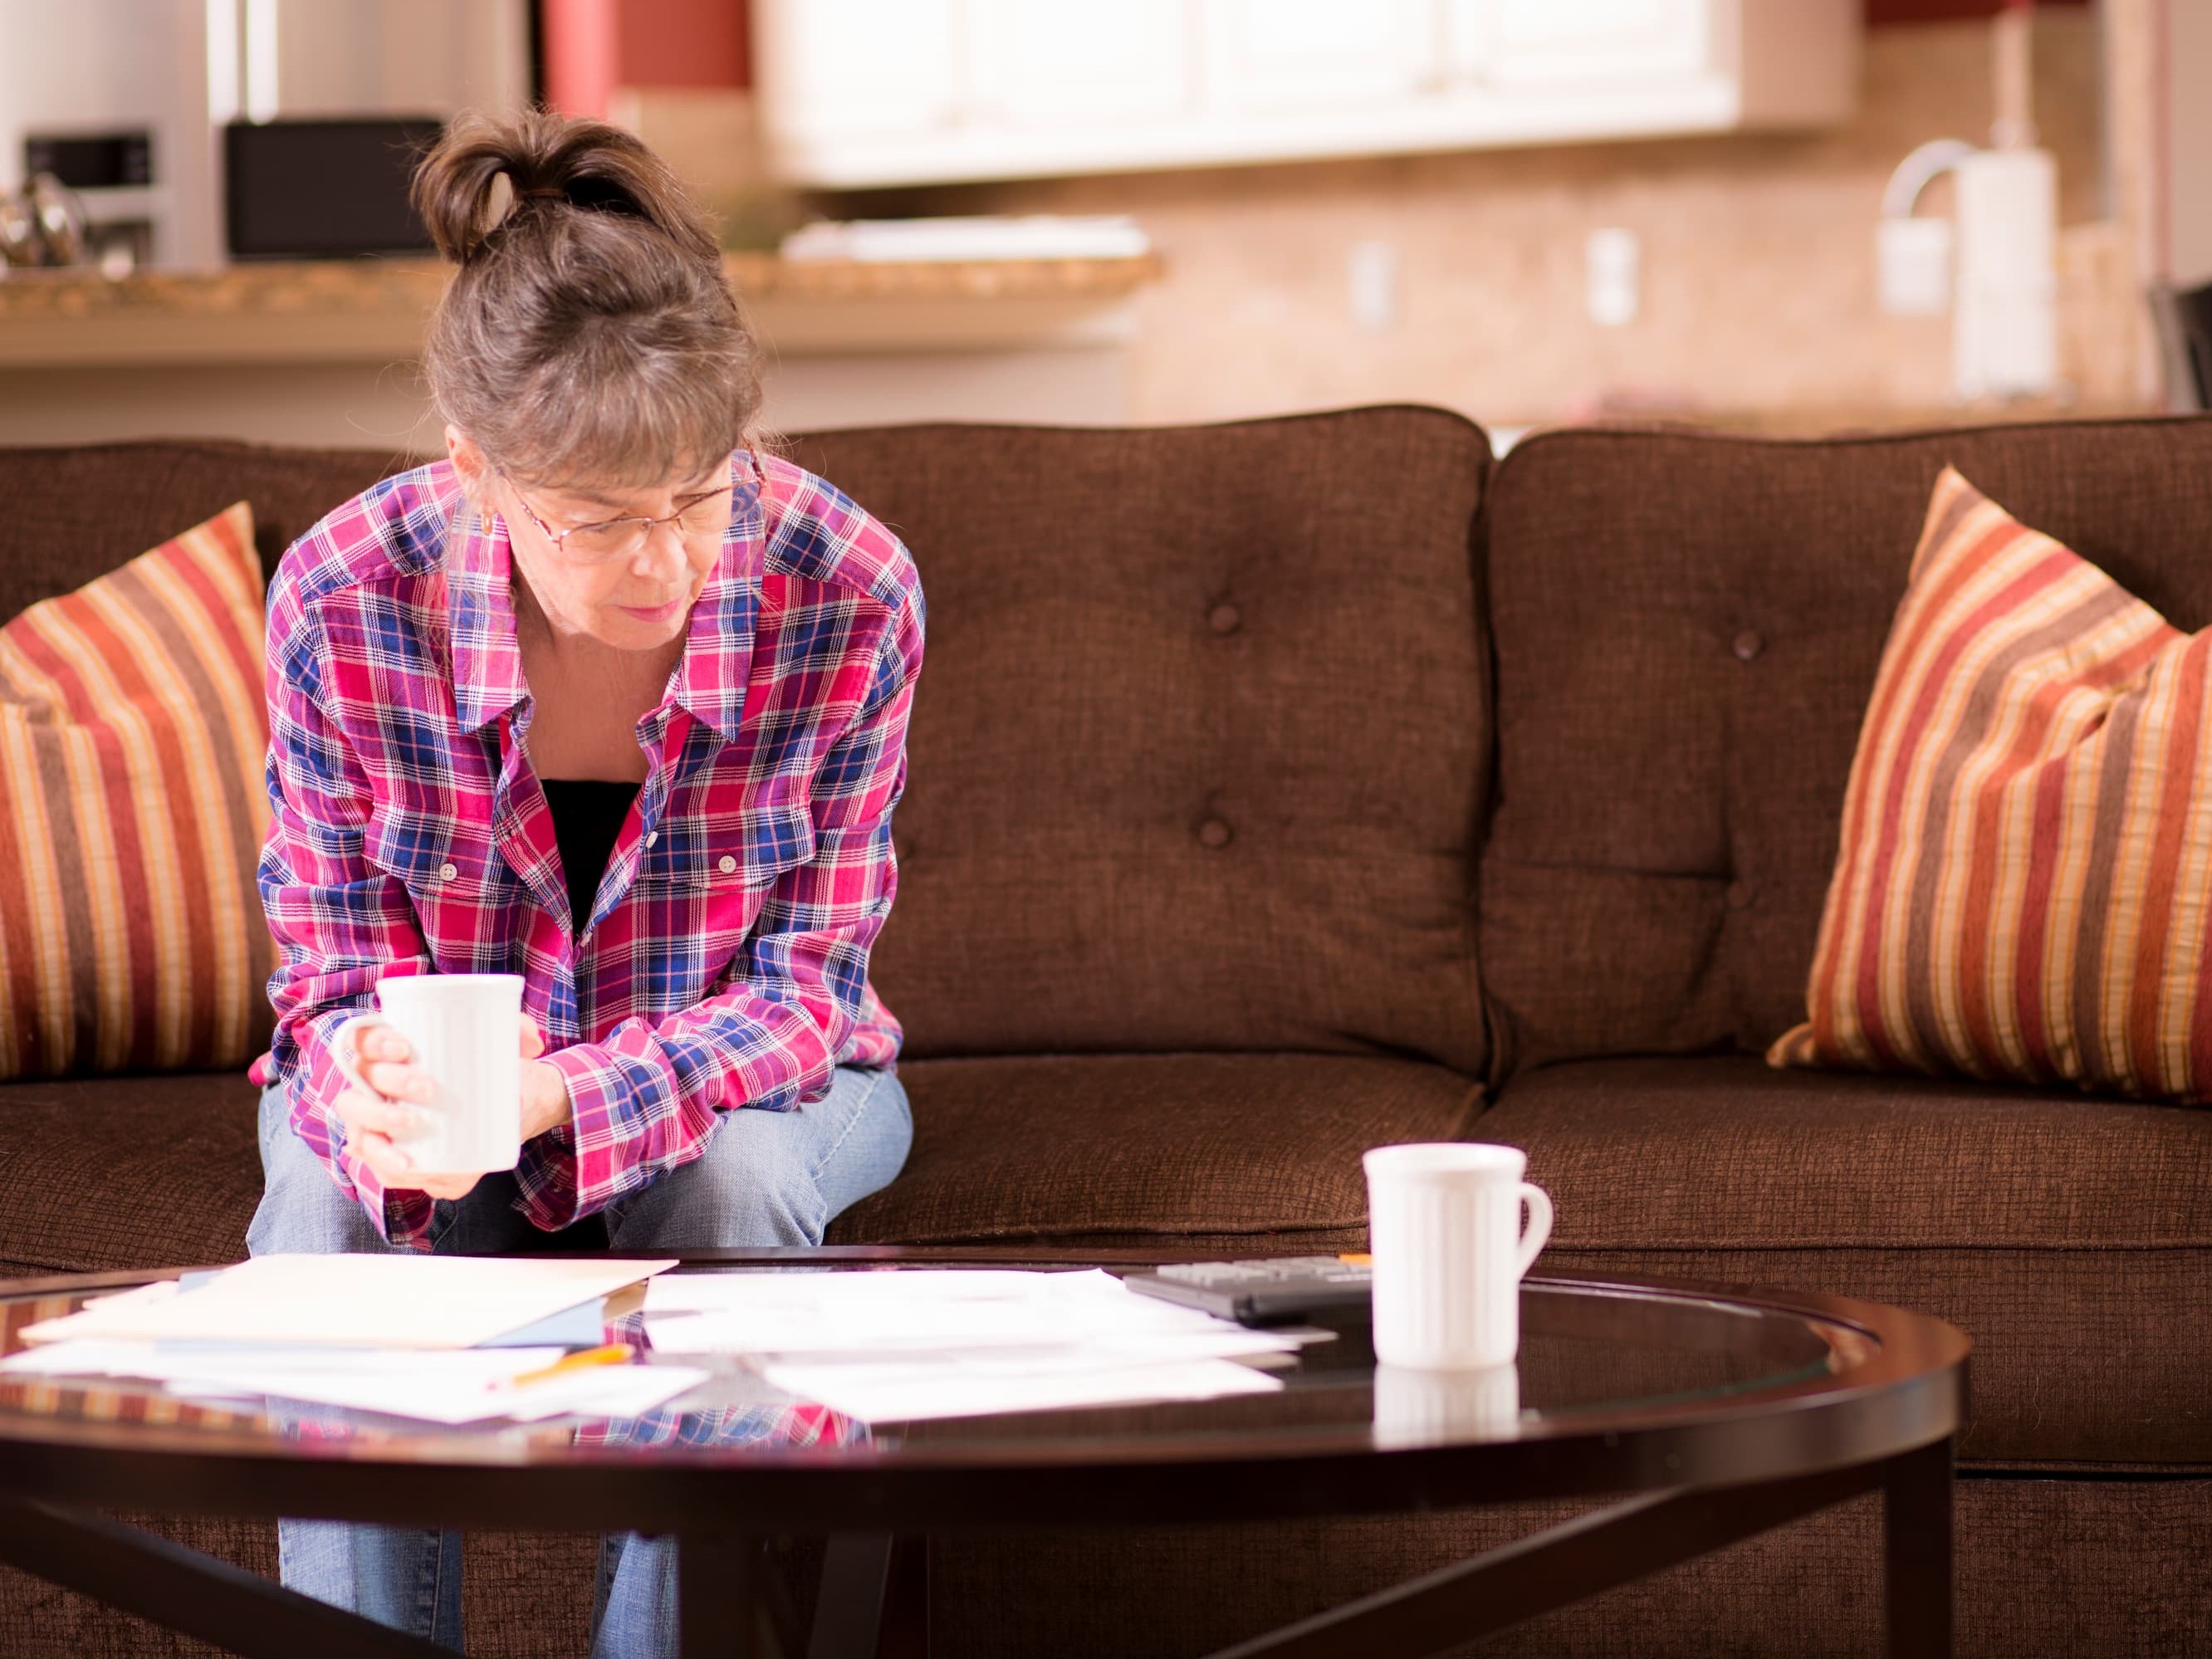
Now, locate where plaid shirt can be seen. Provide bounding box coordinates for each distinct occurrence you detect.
[249,450,922,1247]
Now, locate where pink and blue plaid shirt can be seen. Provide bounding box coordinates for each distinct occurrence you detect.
[249,449,922,1247]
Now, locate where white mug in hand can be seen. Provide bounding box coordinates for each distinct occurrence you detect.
[1363,1143,1553,1369]
[333,973,526,1177]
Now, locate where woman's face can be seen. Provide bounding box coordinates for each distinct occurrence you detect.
[448,427,734,653]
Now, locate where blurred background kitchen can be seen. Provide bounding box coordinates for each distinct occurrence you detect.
[1,0,2207,455]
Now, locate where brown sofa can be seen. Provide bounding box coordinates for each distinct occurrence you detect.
[1,408,2207,1657]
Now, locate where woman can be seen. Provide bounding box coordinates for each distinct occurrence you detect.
[244,106,922,1654]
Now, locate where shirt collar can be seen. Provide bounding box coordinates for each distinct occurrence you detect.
[445,453,765,741]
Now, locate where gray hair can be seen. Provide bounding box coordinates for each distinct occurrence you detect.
[409,105,767,493]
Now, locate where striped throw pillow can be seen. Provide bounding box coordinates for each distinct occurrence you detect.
[1769,467,2212,1103]
[0,503,273,1078]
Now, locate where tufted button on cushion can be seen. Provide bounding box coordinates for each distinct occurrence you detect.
[1732,630,1764,663]
[789,409,1490,1073]
[1208,602,1242,635]
[1197,818,1233,849]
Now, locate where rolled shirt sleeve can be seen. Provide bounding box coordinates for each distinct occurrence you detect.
[253,580,441,1247]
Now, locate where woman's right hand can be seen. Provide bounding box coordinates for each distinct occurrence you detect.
[332,1025,482,1201]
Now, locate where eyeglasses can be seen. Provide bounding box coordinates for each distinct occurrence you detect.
[506,467,763,564]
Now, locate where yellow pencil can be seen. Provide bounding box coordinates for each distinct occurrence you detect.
[504,1343,634,1388]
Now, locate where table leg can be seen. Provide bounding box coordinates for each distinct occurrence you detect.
[681,1532,768,1658]
[1883,1437,1955,1659]
[1202,1464,1885,1659]
[805,1534,927,1659]
[807,1534,891,1659]
[879,1535,929,1659]
[0,1496,448,1659]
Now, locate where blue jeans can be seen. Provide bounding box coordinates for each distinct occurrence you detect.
[247,1066,913,1657]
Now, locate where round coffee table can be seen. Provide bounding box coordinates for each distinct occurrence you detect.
[0,1248,1968,1659]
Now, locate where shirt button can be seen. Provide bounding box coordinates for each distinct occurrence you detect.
[644,831,658,847]
[718,854,738,874]
[438,862,458,881]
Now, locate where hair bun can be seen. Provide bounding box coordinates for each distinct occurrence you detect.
[410,105,722,268]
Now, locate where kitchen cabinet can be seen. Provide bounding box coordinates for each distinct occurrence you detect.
[753,0,962,143]
[967,1,1192,128]
[756,0,1856,188]
[1446,0,1710,86]
[1201,0,1435,114]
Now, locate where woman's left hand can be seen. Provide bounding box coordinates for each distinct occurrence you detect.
[518,1015,574,1139]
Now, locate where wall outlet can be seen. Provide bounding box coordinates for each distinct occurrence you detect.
[1587,228,1638,327]
[1348,238,1397,331]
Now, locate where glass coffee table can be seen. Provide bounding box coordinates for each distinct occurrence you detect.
[0,1248,1969,1659]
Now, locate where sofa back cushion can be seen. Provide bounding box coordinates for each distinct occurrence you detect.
[792,408,1492,1074]
[0,439,405,622]
[1479,417,2212,1080]
[0,502,273,1076]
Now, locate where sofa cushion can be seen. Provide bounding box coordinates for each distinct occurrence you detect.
[829,1053,1482,1248]
[0,1070,262,1275]
[1,502,275,1078]
[1478,1055,2212,1463]
[0,439,405,621]
[1478,416,2212,1078]
[0,1055,1480,1276]
[790,409,1492,1076]
[1772,466,2212,1103]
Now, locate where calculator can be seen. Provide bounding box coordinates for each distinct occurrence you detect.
[1124,1255,1373,1325]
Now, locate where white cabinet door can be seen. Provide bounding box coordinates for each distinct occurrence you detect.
[757,0,961,139]
[1446,0,1711,85]
[967,0,1192,128]
[1201,0,1436,114]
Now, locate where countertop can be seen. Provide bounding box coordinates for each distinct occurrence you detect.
[0,252,1167,367]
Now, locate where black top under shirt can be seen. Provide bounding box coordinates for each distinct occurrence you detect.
[541,779,641,934]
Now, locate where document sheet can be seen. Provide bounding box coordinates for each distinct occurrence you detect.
[21,1255,678,1350]
[1,1339,706,1425]
[643,1267,1300,1422]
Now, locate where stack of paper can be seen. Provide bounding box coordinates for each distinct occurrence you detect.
[4,1255,705,1425]
[780,215,1151,263]
[644,1268,1299,1423]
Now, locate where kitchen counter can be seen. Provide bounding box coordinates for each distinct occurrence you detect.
[0,251,1166,368]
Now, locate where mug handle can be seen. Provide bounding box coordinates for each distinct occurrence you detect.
[1514,1182,1554,1279]
[330,1012,401,1102]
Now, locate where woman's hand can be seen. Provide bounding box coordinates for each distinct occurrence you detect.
[334,1013,565,1201]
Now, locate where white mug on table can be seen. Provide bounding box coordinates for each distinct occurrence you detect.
[1372,1361,1522,1448]
[333,973,526,1177]
[1363,1142,1553,1369]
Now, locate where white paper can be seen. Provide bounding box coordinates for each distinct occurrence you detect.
[21,1255,678,1351]
[642,1268,1250,1356]
[781,215,1150,263]
[2,1338,707,1425]
[757,1354,1280,1423]
[640,1268,1294,1422]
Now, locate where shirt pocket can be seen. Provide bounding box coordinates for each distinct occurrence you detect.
[637,805,817,893]
[627,804,818,966]
[363,818,505,960]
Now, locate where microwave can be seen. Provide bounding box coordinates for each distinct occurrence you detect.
[0,0,529,271]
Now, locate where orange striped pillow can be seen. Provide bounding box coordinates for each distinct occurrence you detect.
[1770,467,2212,1103]
[0,503,273,1078]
